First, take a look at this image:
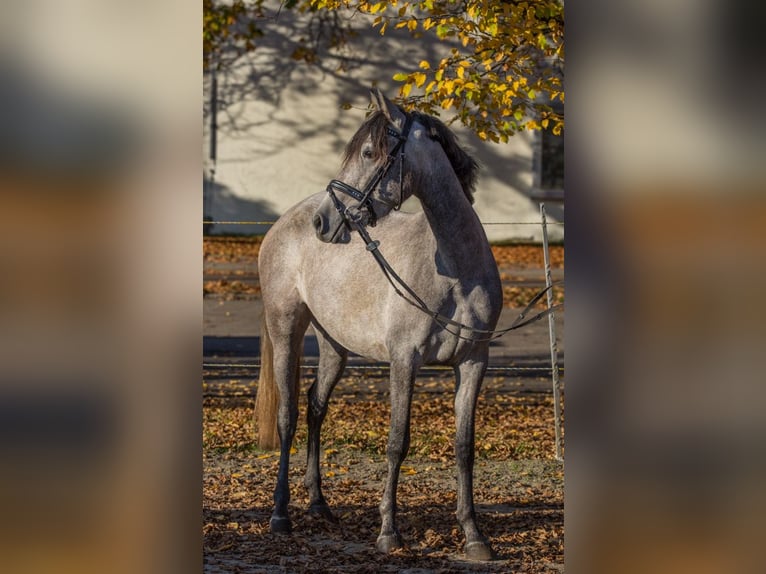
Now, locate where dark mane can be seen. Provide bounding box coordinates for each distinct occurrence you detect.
[342,108,478,204]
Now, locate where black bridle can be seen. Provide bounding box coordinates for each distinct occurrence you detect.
[326,113,414,228]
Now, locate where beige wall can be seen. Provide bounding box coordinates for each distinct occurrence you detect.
[204,9,563,242]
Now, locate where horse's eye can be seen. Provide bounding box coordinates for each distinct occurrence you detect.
[362,148,373,159]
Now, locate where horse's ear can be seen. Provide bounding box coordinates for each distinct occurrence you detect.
[370,88,406,133]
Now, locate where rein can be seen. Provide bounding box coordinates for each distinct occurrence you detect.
[354,224,562,342]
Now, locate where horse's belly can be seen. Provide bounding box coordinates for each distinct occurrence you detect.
[307,300,391,362]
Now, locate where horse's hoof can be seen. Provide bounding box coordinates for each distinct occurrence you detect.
[308,503,338,523]
[464,540,497,561]
[376,532,403,554]
[269,515,292,535]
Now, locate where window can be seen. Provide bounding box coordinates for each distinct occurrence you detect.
[532,104,564,198]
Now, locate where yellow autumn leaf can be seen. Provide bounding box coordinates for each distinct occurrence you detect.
[368,2,384,15]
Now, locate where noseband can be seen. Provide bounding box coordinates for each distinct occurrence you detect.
[326,113,414,228]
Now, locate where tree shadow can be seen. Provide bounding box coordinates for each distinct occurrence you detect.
[204,178,281,235]
[203,10,478,157]
[469,132,565,223]
[203,499,562,570]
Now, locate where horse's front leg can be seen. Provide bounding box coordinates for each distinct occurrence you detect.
[454,357,497,560]
[376,360,417,553]
[304,332,347,521]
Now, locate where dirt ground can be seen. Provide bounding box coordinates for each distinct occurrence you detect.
[203,378,563,573]
[203,238,564,573]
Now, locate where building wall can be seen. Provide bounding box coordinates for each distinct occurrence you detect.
[203,9,563,242]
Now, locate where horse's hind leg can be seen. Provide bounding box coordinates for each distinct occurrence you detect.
[268,305,310,534]
[304,326,347,520]
[454,356,496,560]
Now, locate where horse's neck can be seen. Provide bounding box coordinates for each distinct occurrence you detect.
[417,181,490,274]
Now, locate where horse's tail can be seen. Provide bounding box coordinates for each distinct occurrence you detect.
[254,318,281,450]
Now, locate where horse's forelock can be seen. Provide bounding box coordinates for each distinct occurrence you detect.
[342,111,390,169]
[342,109,478,205]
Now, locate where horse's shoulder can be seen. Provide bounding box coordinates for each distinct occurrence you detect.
[260,194,323,261]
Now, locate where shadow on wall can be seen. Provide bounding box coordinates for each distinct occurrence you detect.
[203,8,462,154]
[204,177,280,235]
[465,130,564,223]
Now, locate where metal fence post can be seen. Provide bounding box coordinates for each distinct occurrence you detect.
[540,203,563,460]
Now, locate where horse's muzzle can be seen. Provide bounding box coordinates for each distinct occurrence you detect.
[312,212,350,244]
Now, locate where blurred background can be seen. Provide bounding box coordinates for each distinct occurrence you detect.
[568,1,766,572]
[0,2,199,573]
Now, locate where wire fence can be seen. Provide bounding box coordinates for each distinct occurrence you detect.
[204,220,564,226]
[203,362,561,372]
[203,362,564,390]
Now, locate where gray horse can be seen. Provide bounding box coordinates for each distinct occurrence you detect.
[255,90,502,560]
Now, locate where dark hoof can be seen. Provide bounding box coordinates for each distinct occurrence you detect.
[376,532,403,554]
[464,540,497,561]
[269,515,292,535]
[308,502,338,523]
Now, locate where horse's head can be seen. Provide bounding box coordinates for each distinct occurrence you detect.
[312,89,419,243]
